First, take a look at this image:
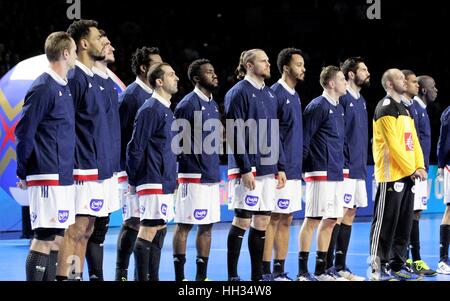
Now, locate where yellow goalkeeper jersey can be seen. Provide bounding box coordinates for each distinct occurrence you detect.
[372,95,424,183]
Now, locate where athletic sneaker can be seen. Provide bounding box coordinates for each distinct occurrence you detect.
[228,276,242,281]
[337,267,365,281]
[370,266,398,281]
[273,273,292,281]
[260,273,274,281]
[296,272,317,281]
[409,260,437,277]
[326,267,349,281]
[315,273,343,281]
[392,266,423,281]
[437,259,450,274]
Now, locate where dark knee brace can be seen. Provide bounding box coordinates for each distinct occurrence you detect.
[89,215,110,244]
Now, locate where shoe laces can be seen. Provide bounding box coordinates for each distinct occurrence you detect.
[414,260,430,270]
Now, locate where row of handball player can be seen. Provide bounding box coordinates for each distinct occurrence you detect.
[16,19,449,281]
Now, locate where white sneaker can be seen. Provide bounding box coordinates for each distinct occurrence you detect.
[296,273,317,281]
[326,267,349,281]
[315,273,338,281]
[437,260,450,274]
[338,268,365,281]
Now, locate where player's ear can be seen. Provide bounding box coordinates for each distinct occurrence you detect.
[80,38,88,50]
[140,64,147,75]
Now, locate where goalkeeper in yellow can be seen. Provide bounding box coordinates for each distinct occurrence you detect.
[369,68,427,281]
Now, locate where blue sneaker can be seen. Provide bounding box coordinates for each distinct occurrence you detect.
[260,273,274,281]
[296,272,318,281]
[392,266,423,281]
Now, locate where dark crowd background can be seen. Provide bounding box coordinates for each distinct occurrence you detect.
[1,0,448,166]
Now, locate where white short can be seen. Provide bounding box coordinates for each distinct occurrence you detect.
[139,193,174,222]
[342,178,368,209]
[122,192,140,221]
[413,178,428,211]
[74,180,109,217]
[228,174,277,212]
[272,179,302,214]
[118,180,132,220]
[174,183,220,224]
[104,175,121,214]
[444,166,450,205]
[305,181,344,219]
[28,185,75,230]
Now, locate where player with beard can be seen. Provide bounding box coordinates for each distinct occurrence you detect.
[56,19,113,280]
[399,71,437,277]
[325,57,370,281]
[127,63,179,281]
[115,47,163,281]
[370,69,425,281]
[172,59,221,281]
[86,31,122,281]
[225,49,286,281]
[261,48,305,281]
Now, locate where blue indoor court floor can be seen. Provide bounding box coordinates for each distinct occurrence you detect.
[1,213,450,281]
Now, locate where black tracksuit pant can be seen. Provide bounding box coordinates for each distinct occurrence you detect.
[370,176,414,272]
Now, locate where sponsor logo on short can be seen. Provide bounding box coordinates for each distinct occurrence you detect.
[344,194,352,204]
[140,205,145,214]
[161,204,168,216]
[58,210,69,223]
[277,199,290,209]
[411,185,416,193]
[394,182,404,192]
[90,199,104,212]
[422,196,428,206]
[245,195,259,206]
[122,204,128,215]
[194,209,208,220]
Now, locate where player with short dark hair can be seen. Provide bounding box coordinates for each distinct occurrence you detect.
[127,62,179,281]
[261,48,305,281]
[172,58,221,281]
[85,30,122,281]
[115,46,162,281]
[400,70,436,277]
[325,57,370,281]
[56,19,113,280]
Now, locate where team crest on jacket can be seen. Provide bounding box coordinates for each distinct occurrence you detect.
[404,132,414,151]
[394,182,404,192]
